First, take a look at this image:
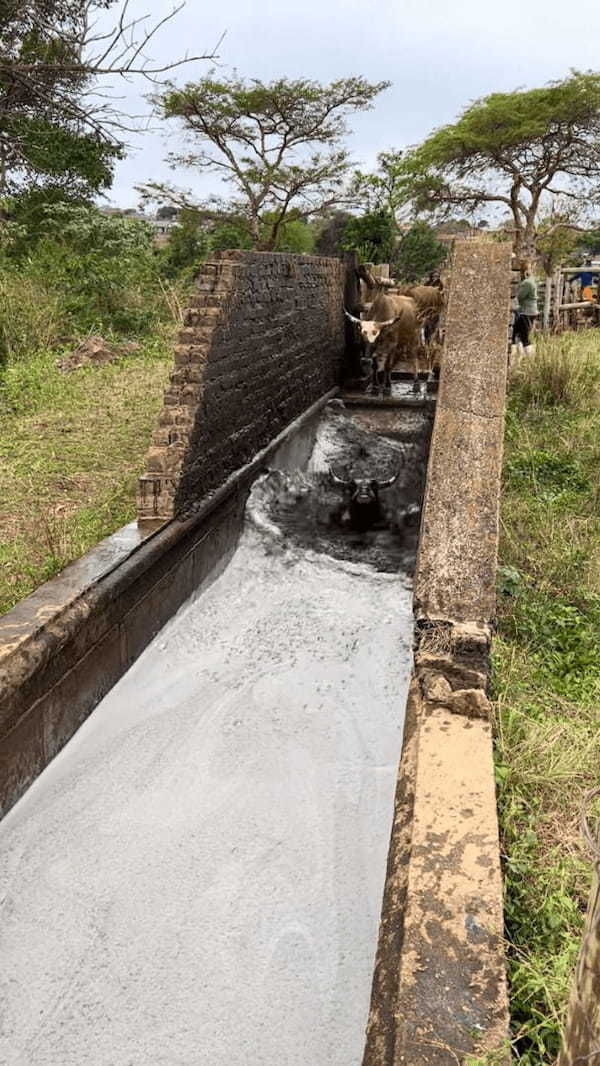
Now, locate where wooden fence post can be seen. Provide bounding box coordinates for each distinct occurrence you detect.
[553,268,563,331]
[543,274,552,331]
[343,250,362,380]
[557,791,600,1066]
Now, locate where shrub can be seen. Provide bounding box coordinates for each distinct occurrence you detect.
[0,273,62,364]
[158,209,209,279]
[341,209,397,264]
[0,203,173,361]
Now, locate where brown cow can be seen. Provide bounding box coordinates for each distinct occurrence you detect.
[345,292,421,395]
[401,283,445,375]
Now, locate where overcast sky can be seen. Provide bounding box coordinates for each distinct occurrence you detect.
[101,0,600,209]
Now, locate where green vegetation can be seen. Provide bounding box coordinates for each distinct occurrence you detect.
[340,208,397,263]
[340,214,447,277]
[394,221,447,282]
[0,201,191,365]
[388,70,600,259]
[0,0,120,200]
[351,149,406,214]
[144,74,388,250]
[493,332,600,1064]
[0,337,171,614]
[1,0,216,201]
[0,197,181,615]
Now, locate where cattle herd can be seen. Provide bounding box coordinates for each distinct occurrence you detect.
[345,264,445,395]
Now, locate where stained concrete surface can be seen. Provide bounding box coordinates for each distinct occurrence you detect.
[414,240,512,626]
[363,241,511,1065]
[0,410,415,1066]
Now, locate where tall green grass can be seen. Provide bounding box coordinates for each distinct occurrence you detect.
[0,273,63,362]
[0,338,172,614]
[494,330,600,1064]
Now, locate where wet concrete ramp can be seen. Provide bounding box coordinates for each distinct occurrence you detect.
[0,404,427,1066]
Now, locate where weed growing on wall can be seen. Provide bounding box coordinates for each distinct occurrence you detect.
[493,331,600,1064]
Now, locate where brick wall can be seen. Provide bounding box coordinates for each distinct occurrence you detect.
[137,250,347,523]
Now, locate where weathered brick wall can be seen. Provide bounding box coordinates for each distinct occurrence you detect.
[137,250,346,523]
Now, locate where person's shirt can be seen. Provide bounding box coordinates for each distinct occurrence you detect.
[573,270,594,288]
[517,277,538,316]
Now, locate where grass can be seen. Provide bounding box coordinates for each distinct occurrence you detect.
[0,333,172,614]
[493,331,600,1064]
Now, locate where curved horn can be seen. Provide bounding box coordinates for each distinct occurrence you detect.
[329,465,350,487]
[344,307,362,325]
[378,312,404,329]
[378,470,400,489]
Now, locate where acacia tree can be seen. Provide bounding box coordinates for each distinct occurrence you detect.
[0,0,219,199]
[536,204,582,277]
[395,71,600,259]
[142,74,389,250]
[351,149,406,215]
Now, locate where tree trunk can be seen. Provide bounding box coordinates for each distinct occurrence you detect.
[249,213,261,249]
[557,854,600,1065]
[512,214,537,265]
[521,222,537,264]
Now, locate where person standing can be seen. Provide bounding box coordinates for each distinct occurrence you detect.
[512,261,538,357]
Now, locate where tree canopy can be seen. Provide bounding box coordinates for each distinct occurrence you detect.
[0,0,218,199]
[576,225,600,255]
[393,221,447,282]
[396,70,600,258]
[535,205,583,276]
[143,73,389,250]
[340,209,397,264]
[0,0,118,197]
[351,150,406,215]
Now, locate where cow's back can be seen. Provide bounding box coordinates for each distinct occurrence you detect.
[370,292,416,322]
[407,285,444,312]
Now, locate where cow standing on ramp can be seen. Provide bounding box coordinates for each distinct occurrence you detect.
[345,293,422,395]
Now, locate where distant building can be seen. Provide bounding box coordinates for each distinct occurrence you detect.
[149,218,178,247]
[98,206,179,246]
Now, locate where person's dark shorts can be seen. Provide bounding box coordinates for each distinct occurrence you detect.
[513,313,537,346]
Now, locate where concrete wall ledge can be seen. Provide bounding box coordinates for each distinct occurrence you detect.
[0,388,336,819]
[364,241,512,1066]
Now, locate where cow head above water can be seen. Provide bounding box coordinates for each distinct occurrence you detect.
[329,467,400,532]
[330,467,398,499]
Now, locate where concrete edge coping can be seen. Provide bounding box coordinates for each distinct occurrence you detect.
[0,387,338,709]
[363,241,511,1066]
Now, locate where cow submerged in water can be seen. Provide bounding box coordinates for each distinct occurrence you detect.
[329,467,421,537]
[329,467,399,532]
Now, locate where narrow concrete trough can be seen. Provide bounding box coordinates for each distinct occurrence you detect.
[0,396,432,1066]
[0,242,513,1066]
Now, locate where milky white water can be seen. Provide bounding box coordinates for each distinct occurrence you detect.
[0,413,415,1066]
